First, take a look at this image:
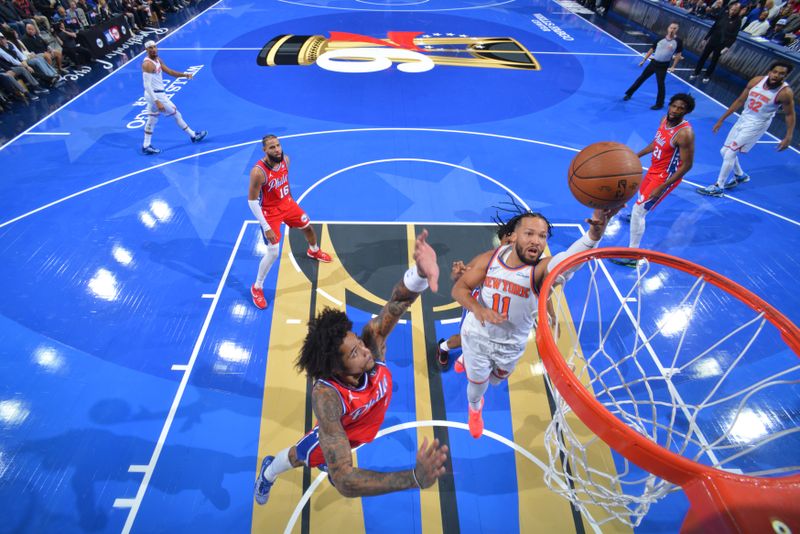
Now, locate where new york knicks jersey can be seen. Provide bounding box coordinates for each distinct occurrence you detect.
[316,361,392,445]
[462,245,538,347]
[254,159,291,210]
[143,57,165,94]
[740,76,788,127]
[649,118,691,176]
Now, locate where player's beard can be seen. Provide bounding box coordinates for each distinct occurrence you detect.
[765,76,783,90]
[515,242,540,266]
[267,153,284,165]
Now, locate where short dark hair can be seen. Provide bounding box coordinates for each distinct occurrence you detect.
[670,93,696,113]
[296,308,352,380]
[769,61,793,74]
[261,134,278,146]
[491,195,552,240]
[508,212,553,238]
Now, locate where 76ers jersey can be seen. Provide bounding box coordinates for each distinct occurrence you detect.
[316,361,392,445]
[739,76,788,128]
[648,118,692,176]
[255,159,292,210]
[462,245,538,347]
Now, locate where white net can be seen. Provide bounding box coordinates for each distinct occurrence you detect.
[539,253,800,529]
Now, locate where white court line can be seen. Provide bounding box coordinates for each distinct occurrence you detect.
[201,293,216,299]
[157,47,639,56]
[565,2,800,155]
[531,51,639,56]
[682,179,800,228]
[441,317,462,324]
[623,42,650,45]
[21,132,71,136]
[128,465,148,473]
[0,0,223,152]
[157,47,260,50]
[317,288,343,306]
[170,364,188,371]
[3,128,797,231]
[757,140,779,144]
[277,0,515,11]
[116,220,249,534]
[372,313,407,325]
[286,319,302,324]
[283,420,602,534]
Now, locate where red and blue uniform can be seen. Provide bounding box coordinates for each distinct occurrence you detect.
[637,118,692,211]
[254,158,310,242]
[295,361,393,468]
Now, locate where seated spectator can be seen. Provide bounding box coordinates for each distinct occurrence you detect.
[33,0,57,18]
[76,0,97,24]
[744,9,772,34]
[0,0,27,34]
[54,5,81,31]
[66,1,89,28]
[53,19,92,65]
[94,0,112,21]
[0,37,49,96]
[106,0,139,33]
[0,27,59,83]
[121,0,148,30]
[12,0,51,31]
[766,17,791,43]
[22,22,62,71]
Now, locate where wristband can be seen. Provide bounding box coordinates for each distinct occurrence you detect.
[403,266,429,293]
[411,467,422,488]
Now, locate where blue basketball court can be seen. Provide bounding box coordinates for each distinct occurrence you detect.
[1,0,799,532]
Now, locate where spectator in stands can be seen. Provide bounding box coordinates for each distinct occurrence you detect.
[55,5,81,31]
[33,0,57,18]
[94,0,112,21]
[691,1,742,83]
[702,0,724,19]
[53,19,91,65]
[22,22,62,71]
[0,28,59,83]
[0,37,49,96]
[744,9,772,34]
[0,0,26,34]
[76,0,97,24]
[121,0,148,30]
[12,0,51,31]
[66,1,89,28]
[766,17,791,43]
[106,0,139,33]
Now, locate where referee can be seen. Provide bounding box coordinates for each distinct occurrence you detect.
[623,22,683,110]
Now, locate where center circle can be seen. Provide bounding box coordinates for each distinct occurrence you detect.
[217,13,583,126]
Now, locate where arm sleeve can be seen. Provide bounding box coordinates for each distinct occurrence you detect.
[142,70,157,101]
[545,234,601,280]
[248,199,270,231]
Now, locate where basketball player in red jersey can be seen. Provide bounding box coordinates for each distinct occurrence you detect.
[248,134,333,309]
[612,93,696,267]
[254,230,448,504]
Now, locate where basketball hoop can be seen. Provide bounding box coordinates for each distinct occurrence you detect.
[536,247,800,532]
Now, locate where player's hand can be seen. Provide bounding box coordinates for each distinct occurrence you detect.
[413,437,448,489]
[638,59,645,67]
[777,138,792,151]
[264,228,278,244]
[473,305,506,326]
[586,206,622,228]
[183,72,193,79]
[450,260,467,282]
[668,66,675,73]
[414,229,439,293]
[712,120,723,133]
[156,101,165,112]
[646,185,666,202]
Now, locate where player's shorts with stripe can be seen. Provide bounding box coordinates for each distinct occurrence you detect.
[145,92,177,116]
[636,170,681,212]
[460,330,526,384]
[261,199,310,243]
[724,121,769,154]
[294,427,370,470]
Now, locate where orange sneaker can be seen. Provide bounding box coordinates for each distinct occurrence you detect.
[468,398,484,438]
[454,356,465,374]
[307,248,332,263]
[251,285,268,309]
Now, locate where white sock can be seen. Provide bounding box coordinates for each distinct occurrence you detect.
[264,447,293,482]
[308,243,319,252]
[629,202,647,249]
[143,131,152,147]
[733,156,744,177]
[439,340,449,352]
[467,381,488,411]
[255,244,279,288]
[715,148,737,188]
[173,110,195,137]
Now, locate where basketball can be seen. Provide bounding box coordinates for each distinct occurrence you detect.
[568,142,643,209]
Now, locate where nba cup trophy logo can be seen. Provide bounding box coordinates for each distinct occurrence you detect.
[256,31,541,73]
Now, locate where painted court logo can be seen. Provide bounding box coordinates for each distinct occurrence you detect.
[256,31,541,73]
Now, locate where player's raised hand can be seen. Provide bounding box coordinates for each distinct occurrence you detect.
[413,436,449,489]
[414,229,439,293]
[450,260,467,282]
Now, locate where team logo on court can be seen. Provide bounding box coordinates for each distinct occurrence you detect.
[256,32,541,73]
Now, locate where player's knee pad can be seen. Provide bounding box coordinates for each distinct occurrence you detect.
[720,146,736,161]
[144,114,159,132]
[265,243,280,261]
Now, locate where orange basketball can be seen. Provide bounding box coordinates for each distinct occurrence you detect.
[568,142,643,209]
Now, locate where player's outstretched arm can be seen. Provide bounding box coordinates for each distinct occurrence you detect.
[778,88,795,151]
[314,384,448,497]
[714,76,759,132]
[361,230,439,360]
[636,141,655,158]
[160,61,193,79]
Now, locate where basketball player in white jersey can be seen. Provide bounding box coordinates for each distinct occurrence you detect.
[451,208,618,438]
[141,40,207,155]
[697,61,795,196]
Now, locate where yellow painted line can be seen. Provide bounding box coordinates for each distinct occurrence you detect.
[407,224,444,534]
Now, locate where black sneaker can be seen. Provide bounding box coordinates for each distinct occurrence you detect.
[436,338,449,368]
[191,130,207,143]
[623,94,631,101]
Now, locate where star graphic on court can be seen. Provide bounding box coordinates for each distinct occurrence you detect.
[22,101,139,163]
[446,33,455,36]
[459,34,468,38]
[433,33,441,36]
[110,144,261,243]
[475,44,485,49]
[422,34,431,38]
[424,45,433,50]
[375,157,550,221]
